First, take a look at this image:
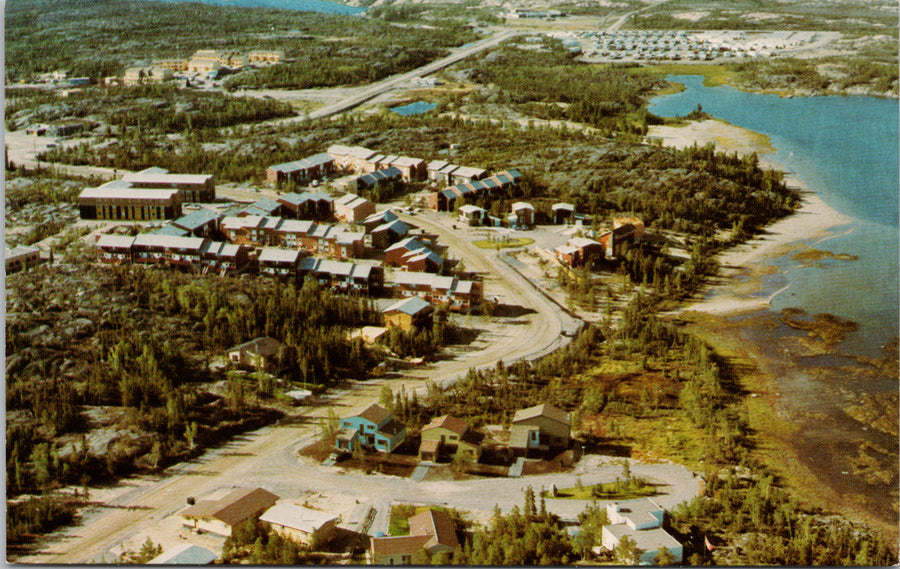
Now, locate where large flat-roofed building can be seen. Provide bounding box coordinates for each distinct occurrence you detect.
[601,499,683,564]
[259,502,338,546]
[78,183,182,221]
[123,167,216,202]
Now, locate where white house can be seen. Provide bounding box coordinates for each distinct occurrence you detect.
[600,498,683,564]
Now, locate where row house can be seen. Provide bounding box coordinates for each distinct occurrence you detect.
[334,193,376,224]
[96,235,138,264]
[258,247,305,278]
[132,234,206,268]
[248,49,285,65]
[376,156,426,181]
[389,273,482,312]
[362,209,398,233]
[199,241,248,274]
[266,153,334,187]
[220,216,364,259]
[298,258,384,293]
[278,191,334,220]
[353,167,403,194]
[371,218,410,249]
[426,161,489,186]
[172,208,221,238]
[240,198,287,218]
[123,167,216,202]
[427,169,523,211]
[327,144,380,173]
[384,238,443,273]
[78,184,182,221]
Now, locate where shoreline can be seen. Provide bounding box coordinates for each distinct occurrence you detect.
[647,118,899,539]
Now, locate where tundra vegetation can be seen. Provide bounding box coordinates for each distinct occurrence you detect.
[5,0,478,84]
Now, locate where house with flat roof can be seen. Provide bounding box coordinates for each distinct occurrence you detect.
[369,509,459,565]
[123,167,215,202]
[510,202,535,229]
[148,544,217,565]
[552,202,575,225]
[448,166,488,185]
[600,499,683,564]
[258,247,304,278]
[260,502,338,546]
[459,204,487,226]
[327,144,380,173]
[180,487,279,537]
[336,404,407,453]
[78,183,182,221]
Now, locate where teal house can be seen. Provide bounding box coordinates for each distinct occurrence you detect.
[335,404,407,453]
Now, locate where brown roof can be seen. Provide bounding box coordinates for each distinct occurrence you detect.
[181,487,280,527]
[409,509,459,550]
[356,404,392,426]
[421,415,468,437]
[512,403,570,427]
[371,534,431,557]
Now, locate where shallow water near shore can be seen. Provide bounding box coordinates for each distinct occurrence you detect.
[651,76,899,529]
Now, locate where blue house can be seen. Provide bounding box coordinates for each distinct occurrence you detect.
[335,404,407,453]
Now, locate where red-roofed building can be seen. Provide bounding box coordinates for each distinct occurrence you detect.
[369,509,459,565]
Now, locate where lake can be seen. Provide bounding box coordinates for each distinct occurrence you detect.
[149,0,365,15]
[650,76,899,527]
[390,101,437,116]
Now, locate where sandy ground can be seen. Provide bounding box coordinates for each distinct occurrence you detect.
[648,119,854,315]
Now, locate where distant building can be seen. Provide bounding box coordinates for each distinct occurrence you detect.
[601,499,683,564]
[5,245,41,274]
[248,49,285,65]
[123,66,173,86]
[552,203,575,225]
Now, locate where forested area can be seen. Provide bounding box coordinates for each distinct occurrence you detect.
[6,85,295,134]
[4,0,477,83]
[466,38,667,134]
[5,264,384,503]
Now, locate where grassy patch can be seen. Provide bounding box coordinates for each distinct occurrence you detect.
[636,63,739,87]
[547,479,658,500]
[473,237,535,250]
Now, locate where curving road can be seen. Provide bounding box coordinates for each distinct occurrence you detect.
[19,208,581,564]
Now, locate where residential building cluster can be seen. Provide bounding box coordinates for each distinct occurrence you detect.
[429,168,523,213]
[554,217,645,267]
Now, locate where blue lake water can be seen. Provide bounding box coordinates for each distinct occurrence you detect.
[650,76,900,355]
[149,0,365,15]
[391,101,437,116]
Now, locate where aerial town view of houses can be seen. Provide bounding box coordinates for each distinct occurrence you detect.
[5,0,899,566]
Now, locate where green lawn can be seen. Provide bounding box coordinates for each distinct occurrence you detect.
[472,237,535,250]
[545,479,658,500]
[388,505,456,536]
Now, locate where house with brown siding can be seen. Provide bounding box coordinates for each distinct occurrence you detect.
[334,194,376,223]
[180,487,279,537]
[509,404,570,454]
[369,509,459,565]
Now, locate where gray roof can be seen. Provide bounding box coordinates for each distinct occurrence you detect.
[384,296,433,317]
[604,524,681,553]
[154,224,190,237]
[133,234,205,250]
[173,208,219,230]
[95,235,135,249]
[148,544,217,565]
[258,247,301,264]
[364,209,398,225]
[373,219,410,235]
[260,502,337,534]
